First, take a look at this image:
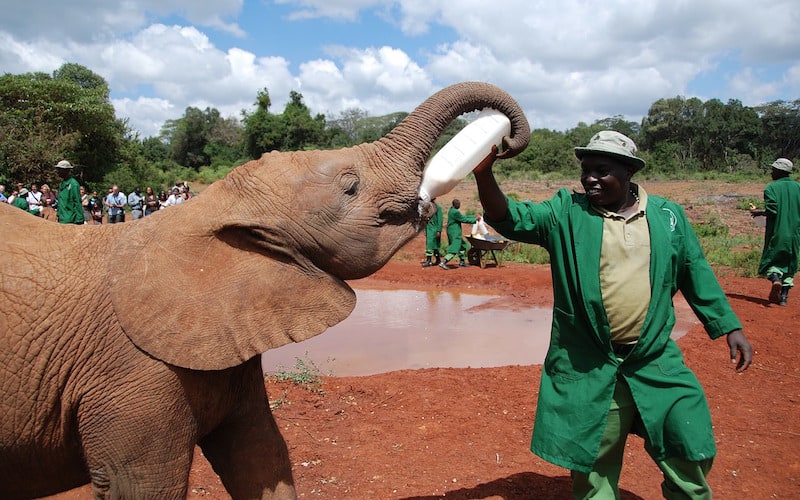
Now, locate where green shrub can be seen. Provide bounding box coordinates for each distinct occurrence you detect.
[502,242,550,265]
[692,217,729,238]
[268,355,325,395]
[736,196,763,210]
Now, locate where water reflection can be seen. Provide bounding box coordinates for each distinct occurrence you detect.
[261,289,551,377]
[260,289,700,377]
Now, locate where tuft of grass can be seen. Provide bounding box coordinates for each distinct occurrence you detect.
[692,217,729,238]
[267,355,326,396]
[502,242,550,265]
[735,196,763,211]
[692,217,762,277]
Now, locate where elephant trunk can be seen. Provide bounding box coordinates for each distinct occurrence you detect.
[374,81,531,182]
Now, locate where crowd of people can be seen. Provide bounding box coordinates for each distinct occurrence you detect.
[0,162,193,225]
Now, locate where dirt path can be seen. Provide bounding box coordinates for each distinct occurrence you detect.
[51,180,800,498]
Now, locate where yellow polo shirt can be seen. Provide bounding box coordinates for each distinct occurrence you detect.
[593,185,651,344]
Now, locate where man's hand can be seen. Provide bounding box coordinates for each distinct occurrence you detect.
[726,329,752,372]
[473,145,499,175]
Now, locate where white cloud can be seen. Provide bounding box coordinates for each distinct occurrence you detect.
[1,0,798,138]
[728,68,786,106]
[113,96,175,139]
[273,0,387,21]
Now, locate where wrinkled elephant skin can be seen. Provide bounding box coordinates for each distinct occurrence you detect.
[0,82,529,499]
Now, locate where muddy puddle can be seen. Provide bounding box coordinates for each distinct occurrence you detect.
[261,288,700,377]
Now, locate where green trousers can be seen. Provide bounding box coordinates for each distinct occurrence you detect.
[765,265,794,287]
[571,379,713,499]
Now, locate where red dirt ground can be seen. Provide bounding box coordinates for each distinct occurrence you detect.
[50,180,799,498]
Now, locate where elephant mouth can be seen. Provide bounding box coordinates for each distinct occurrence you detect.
[416,199,436,226]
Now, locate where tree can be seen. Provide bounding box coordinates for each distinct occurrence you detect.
[141,137,171,164]
[53,63,110,94]
[327,107,370,147]
[592,115,641,141]
[161,107,242,169]
[353,112,408,144]
[756,100,800,162]
[515,129,574,174]
[205,116,245,167]
[283,91,327,150]
[641,96,760,172]
[0,64,121,185]
[243,89,331,158]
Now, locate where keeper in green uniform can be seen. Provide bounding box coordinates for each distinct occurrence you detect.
[422,199,443,267]
[55,160,84,225]
[750,158,800,306]
[12,188,32,213]
[439,198,477,269]
[472,131,753,499]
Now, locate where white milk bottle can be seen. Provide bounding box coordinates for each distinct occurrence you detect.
[418,108,511,202]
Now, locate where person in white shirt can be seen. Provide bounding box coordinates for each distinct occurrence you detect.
[105,185,127,223]
[26,184,43,216]
[166,187,184,207]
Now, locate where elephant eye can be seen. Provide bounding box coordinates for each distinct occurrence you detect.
[341,174,359,196]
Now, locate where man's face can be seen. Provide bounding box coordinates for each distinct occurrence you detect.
[31,184,39,193]
[580,155,632,210]
[770,167,788,180]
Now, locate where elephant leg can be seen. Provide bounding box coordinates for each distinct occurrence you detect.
[81,429,195,499]
[199,368,296,499]
[78,389,197,498]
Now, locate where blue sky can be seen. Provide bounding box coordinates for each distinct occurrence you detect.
[1,0,798,138]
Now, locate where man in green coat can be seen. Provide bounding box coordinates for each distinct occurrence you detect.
[422,199,443,267]
[472,131,752,498]
[12,188,32,213]
[55,160,84,225]
[439,198,478,269]
[750,158,800,305]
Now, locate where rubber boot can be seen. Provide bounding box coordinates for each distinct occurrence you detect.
[421,256,433,267]
[768,273,783,303]
[434,251,441,265]
[779,286,790,306]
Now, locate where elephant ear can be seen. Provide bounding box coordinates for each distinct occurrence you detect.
[108,212,356,371]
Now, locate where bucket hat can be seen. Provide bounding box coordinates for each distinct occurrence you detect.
[574,130,645,172]
[18,188,29,196]
[55,160,73,169]
[771,158,793,172]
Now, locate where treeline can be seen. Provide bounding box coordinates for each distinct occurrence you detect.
[1,63,798,194]
[500,98,799,179]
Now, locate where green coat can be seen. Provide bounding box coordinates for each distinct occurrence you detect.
[487,188,742,473]
[425,203,443,252]
[445,206,477,254]
[757,176,800,277]
[12,196,31,213]
[57,177,84,224]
